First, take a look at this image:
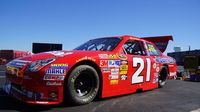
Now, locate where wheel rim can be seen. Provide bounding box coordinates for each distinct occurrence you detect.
[74,72,95,97]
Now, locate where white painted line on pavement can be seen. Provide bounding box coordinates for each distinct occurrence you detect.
[191,108,200,112]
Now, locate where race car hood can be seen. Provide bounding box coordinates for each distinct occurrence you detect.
[18,50,75,62]
[5,50,77,85]
[9,50,106,70]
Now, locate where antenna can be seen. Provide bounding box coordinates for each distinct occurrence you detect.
[189,45,191,51]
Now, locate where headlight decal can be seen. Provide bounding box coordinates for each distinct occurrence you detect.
[26,58,56,72]
[6,59,31,69]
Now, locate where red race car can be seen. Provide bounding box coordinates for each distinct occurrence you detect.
[3,35,177,105]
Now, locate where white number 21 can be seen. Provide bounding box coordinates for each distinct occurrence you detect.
[132,57,151,84]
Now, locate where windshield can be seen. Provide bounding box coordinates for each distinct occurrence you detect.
[74,37,121,51]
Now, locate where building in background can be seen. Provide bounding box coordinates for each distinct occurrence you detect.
[32,43,62,53]
[168,49,200,81]
[0,50,32,65]
[173,47,181,52]
[167,49,200,66]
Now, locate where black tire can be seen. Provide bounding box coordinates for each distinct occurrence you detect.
[158,66,168,88]
[65,65,99,105]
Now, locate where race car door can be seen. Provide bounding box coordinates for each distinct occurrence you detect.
[145,41,165,85]
[123,39,158,91]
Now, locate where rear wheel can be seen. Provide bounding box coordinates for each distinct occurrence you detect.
[158,66,168,88]
[65,65,99,105]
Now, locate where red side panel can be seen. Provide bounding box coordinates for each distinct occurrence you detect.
[141,36,173,53]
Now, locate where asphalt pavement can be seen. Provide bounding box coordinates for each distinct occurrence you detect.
[0,70,199,112]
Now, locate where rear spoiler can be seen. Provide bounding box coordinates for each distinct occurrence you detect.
[141,36,173,53]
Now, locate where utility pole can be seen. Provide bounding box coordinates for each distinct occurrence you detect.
[189,45,191,51]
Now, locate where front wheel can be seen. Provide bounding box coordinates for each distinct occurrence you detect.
[65,65,99,105]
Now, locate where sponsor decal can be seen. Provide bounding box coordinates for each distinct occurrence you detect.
[65,52,74,55]
[110,80,119,85]
[48,91,58,101]
[153,73,159,83]
[169,58,175,64]
[156,67,160,72]
[47,51,65,56]
[118,54,127,60]
[26,91,44,99]
[108,60,120,67]
[109,75,119,80]
[7,59,31,69]
[120,65,128,71]
[15,62,27,67]
[6,66,23,77]
[6,66,16,74]
[100,60,108,67]
[170,72,176,76]
[108,54,118,59]
[47,51,73,57]
[12,59,32,63]
[50,64,68,69]
[46,82,62,86]
[46,69,66,75]
[121,60,128,65]
[120,71,127,75]
[43,75,65,81]
[148,44,157,53]
[155,58,161,63]
[153,63,157,69]
[160,58,168,63]
[121,75,127,80]
[76,56,96,63]
[155,58,171,63]
[101,67,110,73]
[98,54,108,59]
[111,68,119,75]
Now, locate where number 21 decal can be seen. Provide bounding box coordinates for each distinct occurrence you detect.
[132,57,151,84]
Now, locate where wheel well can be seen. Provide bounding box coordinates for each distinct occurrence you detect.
[65,60,103,97]
[160,64,169,79]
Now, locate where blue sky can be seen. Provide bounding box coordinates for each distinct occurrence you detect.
[0,0,200,53]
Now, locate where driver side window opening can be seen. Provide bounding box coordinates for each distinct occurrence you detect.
[123,40,146,55]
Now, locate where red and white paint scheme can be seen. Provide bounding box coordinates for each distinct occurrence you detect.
[3,35,177,105]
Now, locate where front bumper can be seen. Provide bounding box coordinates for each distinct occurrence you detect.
[3,79,63,105]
